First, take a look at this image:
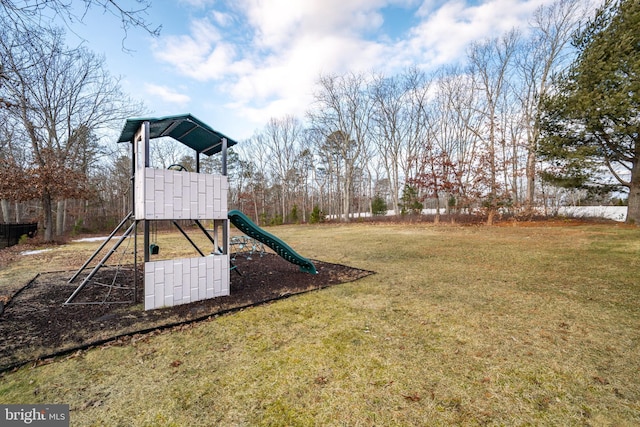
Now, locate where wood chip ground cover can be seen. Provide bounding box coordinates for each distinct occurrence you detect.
[0,253,373,371]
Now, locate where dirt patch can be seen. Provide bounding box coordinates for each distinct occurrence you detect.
[0,253,373,371]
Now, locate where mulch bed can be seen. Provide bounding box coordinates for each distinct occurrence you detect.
[0,253,373,372]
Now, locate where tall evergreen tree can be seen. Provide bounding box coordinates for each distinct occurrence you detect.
[539,0,640,223]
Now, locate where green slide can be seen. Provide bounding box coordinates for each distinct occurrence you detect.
[228,210,317,274]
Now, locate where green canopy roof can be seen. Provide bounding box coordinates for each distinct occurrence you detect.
[117,114,238,156]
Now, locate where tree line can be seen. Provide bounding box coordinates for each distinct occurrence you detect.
[236,0,638,226]
[229,0,635,225]
[1,0,638,242]
[0,0,156,241]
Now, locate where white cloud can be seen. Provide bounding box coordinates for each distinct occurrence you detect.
[405,0,551,66]
[152,18,229,80]
[151,0,561,130]
[236,0,393,48]
[153,0,398,120]
[211,10,232,26]
[144,83,191,105]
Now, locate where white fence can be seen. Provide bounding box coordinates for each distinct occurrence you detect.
[329,206,628,222]
[555,206,627,222]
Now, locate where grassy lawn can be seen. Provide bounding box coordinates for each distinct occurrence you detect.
[1,222,639,426]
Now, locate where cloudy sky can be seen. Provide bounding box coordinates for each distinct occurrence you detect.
[66,0,593,141]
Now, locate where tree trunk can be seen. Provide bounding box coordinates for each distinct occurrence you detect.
[487,209,495,226]
[525,147,536,215]
[253,196,259,226]
[56,199,65,236]
[281,188,286,223]
[342,175,352,222]
[42,193,54,242]
[627,158,640,224]
[1,200,10,223]
[393,165,400,216]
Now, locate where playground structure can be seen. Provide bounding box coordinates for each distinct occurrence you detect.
[230,235,265,260]
[66,114,316,311]
[229,210,316,274]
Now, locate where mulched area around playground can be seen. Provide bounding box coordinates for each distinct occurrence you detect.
[0,253,373,372]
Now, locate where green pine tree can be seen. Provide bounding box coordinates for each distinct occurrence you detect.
[539,0,640,223]
[399,184,423,215]
[371,195,388,216]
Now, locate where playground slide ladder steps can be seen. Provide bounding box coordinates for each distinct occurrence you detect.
[228,210,317,274]
[65,219,137,305]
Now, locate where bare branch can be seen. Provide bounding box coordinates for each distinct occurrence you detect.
[0,0,161,50]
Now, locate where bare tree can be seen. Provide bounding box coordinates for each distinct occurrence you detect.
[308,73,373,221]
[0,23,144,240]
[417,72,463,221]
[0,0,161,44]
[305,127,336,217]
[238,132,274,224]
[370,73,406,215]
[262,116,304,221]
[430,68,480,211]
[149,138,189,169]
[0,120,21,222]
[402,68,436,183]
[370,68,434,215]
[516,0,587,213]
[296,143,315,222]
[468,30,520,224]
